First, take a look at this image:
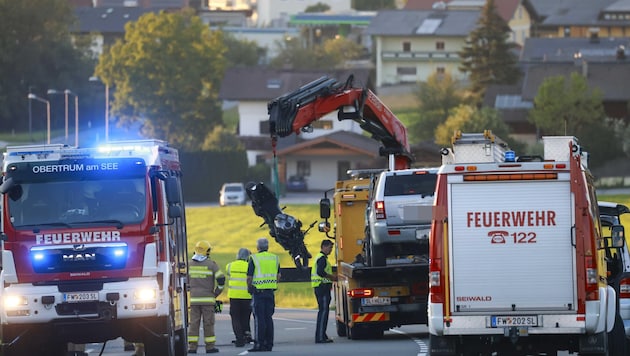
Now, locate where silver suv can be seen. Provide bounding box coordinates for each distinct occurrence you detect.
[367,168,438,266]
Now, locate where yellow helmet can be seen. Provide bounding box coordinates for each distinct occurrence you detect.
[194,241,212,255]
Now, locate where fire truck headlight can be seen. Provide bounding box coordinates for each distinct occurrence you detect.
[135,288,156,302]
[4,295,28,309]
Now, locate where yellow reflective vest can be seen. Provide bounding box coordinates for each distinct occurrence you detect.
[311,252,332,288]
[226,259,251,299]
[250,251,279,290]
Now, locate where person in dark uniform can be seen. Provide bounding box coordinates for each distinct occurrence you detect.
[311,239,337,343]
[246,238,280,352]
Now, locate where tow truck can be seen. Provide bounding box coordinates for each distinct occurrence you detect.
[267,75,429,338]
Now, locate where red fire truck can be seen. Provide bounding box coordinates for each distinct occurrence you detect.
[0,140,189,356]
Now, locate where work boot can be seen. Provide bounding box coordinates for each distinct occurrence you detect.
[206,347,219,353]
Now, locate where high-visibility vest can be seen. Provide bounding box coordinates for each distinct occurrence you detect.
[250,251,279,290]
[226,259,251,299]
[311,252,332,287]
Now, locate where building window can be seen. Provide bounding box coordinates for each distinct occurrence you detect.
[564,27,570,37]
[297,161,311,177]
[436,41,445,50]
[403,41,411,52]
[397,67,417,75]
[260,120,270,134]
[436,67,445,74]
[312,120,333,130]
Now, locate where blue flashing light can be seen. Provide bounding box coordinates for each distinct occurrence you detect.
[504,150,516,162]
[113,248,126,258]
[33,252,45,261]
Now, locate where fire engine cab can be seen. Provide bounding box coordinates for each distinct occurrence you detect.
[0,140,189,356]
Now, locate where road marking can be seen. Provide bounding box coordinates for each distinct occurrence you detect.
[274,317,315,324]
[390,328,428,356]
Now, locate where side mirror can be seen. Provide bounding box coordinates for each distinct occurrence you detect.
[320,198,331,219]
[165,177,182,205]
[318,221,331,233]
[612,224,625,248]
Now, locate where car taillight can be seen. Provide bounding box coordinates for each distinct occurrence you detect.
[585,256,599,301]
[374,201,386,219]
[348,288,374,298]
[620,277,630,299]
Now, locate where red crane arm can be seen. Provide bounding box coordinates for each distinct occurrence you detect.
[267,75,412,169]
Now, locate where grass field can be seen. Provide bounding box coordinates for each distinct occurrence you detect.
[186,204,322,309]
[187,194,630,309]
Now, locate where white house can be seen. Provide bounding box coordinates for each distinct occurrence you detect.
[365,9,481,87]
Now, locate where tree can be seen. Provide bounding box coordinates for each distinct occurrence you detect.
[435,105,523,152]
[409,72,465,142]
[223,32,264,67]
[529,72,604,135]
[458,0,521,102]
[351,0,396,10]
[0,0,94,133]
[202,126,244,151]
[305,2,330,12]
[529,72,620,166]
[270,37,364,70]
[95,9,226,151]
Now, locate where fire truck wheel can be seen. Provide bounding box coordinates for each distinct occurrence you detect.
[143,314,177,356]
[336,318,347,337]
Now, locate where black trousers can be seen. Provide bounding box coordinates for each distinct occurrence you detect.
[229,298,252,342]
[314,284,332,342]
[252,290,275,350]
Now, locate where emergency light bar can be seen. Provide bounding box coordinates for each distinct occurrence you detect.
[463,173,558,181]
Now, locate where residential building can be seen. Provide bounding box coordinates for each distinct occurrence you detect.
[365,9,480,87]
[217,27,300,63]
[532,0,630,38]
[255,0,351,27]
[405,0,538,47]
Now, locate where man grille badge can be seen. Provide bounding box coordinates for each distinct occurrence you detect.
[72,244,86,251]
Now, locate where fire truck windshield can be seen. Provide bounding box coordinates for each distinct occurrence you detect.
[7,178,146,228]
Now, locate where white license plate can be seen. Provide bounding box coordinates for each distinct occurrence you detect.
[491,315,538,327]
[416,228,430,240]
[64,292,99,303]
[361,297,391,306]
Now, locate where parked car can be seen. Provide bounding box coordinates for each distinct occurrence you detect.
[286,175,308,192]
[219,182,246,206]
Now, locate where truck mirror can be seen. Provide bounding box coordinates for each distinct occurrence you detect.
[612,225,625,248]
[0,177,15,195]
[165,177,182,205]
[318,221,331,233]
[320,198,331,219]
[168,205,182,219]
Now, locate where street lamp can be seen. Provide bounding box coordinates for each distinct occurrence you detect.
[27,94,51,144]
[47,89,79,146]
[89,76,109,142]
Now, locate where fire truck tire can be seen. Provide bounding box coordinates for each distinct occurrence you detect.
[144,314,177,356]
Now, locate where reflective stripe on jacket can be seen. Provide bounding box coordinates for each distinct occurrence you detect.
[250,251,279,290]
[189,258,224,305]
[311,252,332,287]
[226,259,251,299]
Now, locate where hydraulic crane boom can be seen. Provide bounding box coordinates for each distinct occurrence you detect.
[267,75,413,170]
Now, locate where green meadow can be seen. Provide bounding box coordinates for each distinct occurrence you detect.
[186,204,322,309]
[186,194,630,309]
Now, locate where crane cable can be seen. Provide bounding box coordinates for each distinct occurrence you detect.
[271,136,280,198]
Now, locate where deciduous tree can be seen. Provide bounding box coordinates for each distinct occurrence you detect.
[95,9,226,151]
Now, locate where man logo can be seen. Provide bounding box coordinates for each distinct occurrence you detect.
[63,253,96,262]
[72,244,86,251]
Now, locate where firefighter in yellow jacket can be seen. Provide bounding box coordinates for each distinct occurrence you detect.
[188,241,225,354]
